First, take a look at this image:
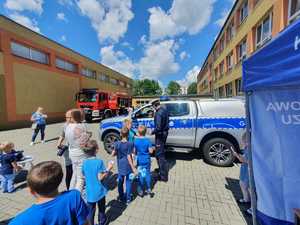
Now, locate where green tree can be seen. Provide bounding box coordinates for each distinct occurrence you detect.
[166,81,181,95]
[187,82,197,95]
[133,79,162,96]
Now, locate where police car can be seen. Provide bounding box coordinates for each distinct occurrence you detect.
[99,98,246,167]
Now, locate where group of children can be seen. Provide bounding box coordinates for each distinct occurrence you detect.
[6,118,155,225]
[3,120,251,224]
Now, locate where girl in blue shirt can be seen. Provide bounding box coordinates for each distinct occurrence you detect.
[82,140,113,225]
[112,127,136,204]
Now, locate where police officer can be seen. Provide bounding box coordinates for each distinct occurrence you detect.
[151,99,169,182]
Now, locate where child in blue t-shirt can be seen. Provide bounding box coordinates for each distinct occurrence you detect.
[9,161,89,225]
[134,125,155,197]
[0,142,21,193]
[112,127,136,204]
[82,140,113,225]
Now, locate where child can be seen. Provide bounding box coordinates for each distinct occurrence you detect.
[112,127,136,204]
[9,161,89,225]
[232,132,251,208]
[124,118,135,142]
[0,142,21,193]
[134,125,154,197]
[82,140,113,225]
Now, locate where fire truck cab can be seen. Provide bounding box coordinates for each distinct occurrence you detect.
[75,88,131,122]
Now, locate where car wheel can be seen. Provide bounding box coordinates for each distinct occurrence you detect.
[203,138,235,167]
[103,132,120,154]
[104,111,112,119]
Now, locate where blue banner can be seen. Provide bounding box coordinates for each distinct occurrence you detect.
[249,89,300,224]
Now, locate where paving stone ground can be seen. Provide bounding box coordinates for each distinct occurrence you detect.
[0,123,252,225]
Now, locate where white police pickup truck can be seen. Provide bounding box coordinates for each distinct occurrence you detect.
[99,98,246,167]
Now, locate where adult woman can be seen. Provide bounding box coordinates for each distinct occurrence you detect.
[65,109,91,192]
[30,107,47,146]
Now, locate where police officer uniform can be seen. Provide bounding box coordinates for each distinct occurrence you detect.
[152,102,169,182]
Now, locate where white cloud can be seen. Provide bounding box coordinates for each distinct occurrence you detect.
[100,45,135,78]
[57,12,68,22]
[177,65,200,87]
[61,35,67,42]
[139,35,147,45]
[5,0,44,15]
[138,39,179,80]
[58,0,74,6]
[148,0,215,41]
[215,9,230,27]
[179,51,190,60]
[9,13,40,33]
[76,0,134,43]
[121,42,134,51]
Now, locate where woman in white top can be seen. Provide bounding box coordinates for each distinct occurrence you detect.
[65,109,91,192]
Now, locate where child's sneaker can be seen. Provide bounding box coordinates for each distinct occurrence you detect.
[137,190,144,198]
[41,141,45,144]
[126,199,131,205]
[145,190,154,198]
[30,142,34,146]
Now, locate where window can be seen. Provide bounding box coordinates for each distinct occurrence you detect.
[164,103,190,117]
[135,105,155,118]
[226,21,234,42]
[219,86,225,97]
[214,68,218,81]
[237,39,247,61]
[99,74,109,82]
[219,61,224,77]
[119,81,125,87]
[126,83,131,89]
[110,78,117,85]
[225,83,233,97]
[213,48,218,60]
[81,68,96,78]
[11,42,49,64]
[56,58,77,72]
[235,78,242,95]
[240,1,248,23]
[256,14,272,48]
[289,0,300,23]
[226,52,234,71]
[219,37,225,53]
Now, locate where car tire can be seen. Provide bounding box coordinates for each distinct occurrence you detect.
[103,132,120,154]
[203,138,235,167]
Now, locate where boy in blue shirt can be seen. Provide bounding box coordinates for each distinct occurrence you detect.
[82,140,113,225]
[112,127,136,204]
[9,161,89,225]
[0,142,21,193]
[134,125,155,197]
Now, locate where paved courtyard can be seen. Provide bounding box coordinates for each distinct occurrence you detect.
[0,123,251,225]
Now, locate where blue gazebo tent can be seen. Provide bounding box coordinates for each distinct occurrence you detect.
[243,18,300,225]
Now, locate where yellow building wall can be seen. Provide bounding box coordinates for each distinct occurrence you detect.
[13,63,80,115]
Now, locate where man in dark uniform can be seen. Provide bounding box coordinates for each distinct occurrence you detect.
[151,99,169,182]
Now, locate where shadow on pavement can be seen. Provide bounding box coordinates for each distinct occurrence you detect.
[225,177,253,225]
[0,219,11,225]
[106,199,127,224]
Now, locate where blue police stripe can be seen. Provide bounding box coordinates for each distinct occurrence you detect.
[100,117,246,130]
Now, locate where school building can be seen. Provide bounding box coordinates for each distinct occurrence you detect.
[197,0,298,97]
[0,15,133,130]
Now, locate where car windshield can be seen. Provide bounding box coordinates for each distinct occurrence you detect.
[78,93,97,102]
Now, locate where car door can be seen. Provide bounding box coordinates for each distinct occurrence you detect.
[131,104,155,143]
[162,101,197,147]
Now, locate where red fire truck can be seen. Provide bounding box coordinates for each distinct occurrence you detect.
[75,89,131,122]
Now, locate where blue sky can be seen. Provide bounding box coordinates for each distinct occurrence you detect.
[0,0,235,88]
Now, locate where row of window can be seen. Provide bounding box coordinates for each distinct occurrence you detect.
[218,78,242,98]
[214,11,272,80]
[214,0,299,60]
[10,41,132,89]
